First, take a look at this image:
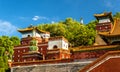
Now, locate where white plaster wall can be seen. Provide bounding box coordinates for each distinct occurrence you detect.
[48,40,62,50]
[22,33,33,38]
[62,40,68,50]
[48,40,68,50]
[99,18,110,23]
[33,30,35,37]
[40,34,50,38]
[32,30,41,37]
[35,32,41,37]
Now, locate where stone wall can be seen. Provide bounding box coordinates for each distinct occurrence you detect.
[11,61,92,72]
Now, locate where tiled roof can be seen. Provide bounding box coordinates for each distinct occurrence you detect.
[94,12,114,22]
[94,34,107,45]
[94,12,112,17]
[18,26,50,34]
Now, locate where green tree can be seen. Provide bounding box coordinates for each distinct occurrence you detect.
[0,36,20,72]
[113,12,120,18]
[37,18,96,47]
[10,36,20,46]
[86,20,97,30]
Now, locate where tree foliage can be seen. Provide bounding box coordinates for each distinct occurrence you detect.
[113,12,120,18]
[0,36,20,72]
[10,36,20,46]
[37,12,120,47]
[38,18,96,47]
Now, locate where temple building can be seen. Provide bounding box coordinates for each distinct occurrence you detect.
[79,12,120,72]
[94,12,114,32]
[11,12,120,72]
[47,36,70,59]
[94,12,120,45]
[12,25,70,63]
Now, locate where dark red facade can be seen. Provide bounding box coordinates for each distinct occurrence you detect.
[12,12,120,70]
[96,22,113,32]
[13,37,48,62]
[46,49,70,60]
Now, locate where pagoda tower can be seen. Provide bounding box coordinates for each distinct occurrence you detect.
[46,36,70,60]
[13,25,50,62]
[94,12,114,32]
[18,25,50,45]
[94,12,120,45]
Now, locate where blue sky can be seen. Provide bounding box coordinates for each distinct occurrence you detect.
[0,0,120,37]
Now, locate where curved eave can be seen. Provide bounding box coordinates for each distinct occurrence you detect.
[18,27,50,34]
[94,12,114,22]
[36,28,50,34]
[94,12,112,17]
[17,28,34,33]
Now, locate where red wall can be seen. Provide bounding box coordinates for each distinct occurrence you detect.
[96,23,112,32]
[46,49,70,60]
[90,58,120,72]
[13,43,48,62]
[71,50,108,60]
[13,47,29,62]
[12,59,73,67]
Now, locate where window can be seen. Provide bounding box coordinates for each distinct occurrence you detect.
[66,45,68,48]
[23,49,25,52]
[28,35,30,37]
[64,44,66,47]
[105,26,108,29]
[62,54,64,59]
[18,59,20,62]
[52,57,56,59]
[44,35,45,37]
[53,45,58,49]
[18,50,20,53]
[66,56,68,59]
[18,55,20,57]
[33,59,35,61]
[41,48,43,51]
[24,59,26,62]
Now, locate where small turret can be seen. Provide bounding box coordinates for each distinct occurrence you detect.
[94,12,114,32]
[18,25,50,45]
[46,36,70,60]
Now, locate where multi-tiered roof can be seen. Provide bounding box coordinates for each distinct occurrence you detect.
[94,12,120,45]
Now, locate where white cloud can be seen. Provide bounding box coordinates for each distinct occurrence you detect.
[32,16,40,21]
[0,20,17,36]
[32,16,49,21]
[51,21,55,24]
